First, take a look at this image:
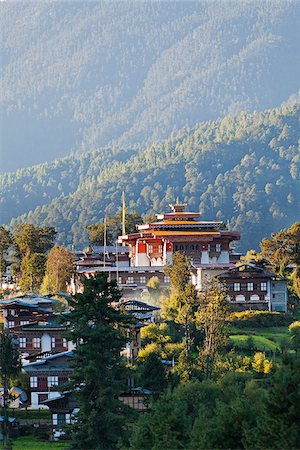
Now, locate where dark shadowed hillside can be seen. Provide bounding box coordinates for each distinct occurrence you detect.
[1,1,299,172]
[3,102,299,252]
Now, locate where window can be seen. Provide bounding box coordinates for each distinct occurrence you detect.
[38,394,48,403]
[63,338,67,348]
[8,321,15,328]
[139,276,146,284]
[247,283,254,291]
[127,277,134,284]
[20,320,29,326]
[48,376,59,387]
[158,245,163,253]
[148,245,153,253]
[207,244,211,251]
[174,245,178,251]
[164,276,170,283]
[261,282,267,291]
[51,337,56,348]
[19,337,26,348]
[216,244,221,252]
[33,337,41,348]
[10,309,15,316]
[53,413,71,426]
[30,376,38,388]
[234,283,240,291]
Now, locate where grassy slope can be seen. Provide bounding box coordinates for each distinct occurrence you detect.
[13,436,69,449]
[229,326,291,351]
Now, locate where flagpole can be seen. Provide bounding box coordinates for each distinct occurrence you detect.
[103,216,107,268]
[122,191,126,237]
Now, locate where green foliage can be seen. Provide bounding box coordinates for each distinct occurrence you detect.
[252,352,273,374]
[41,246,74,293]
[0,227,12,277]
[130,373,265,450]
[19,252,46,293]
[138,353,167,392]
[247,356,300,449]
[196,278,229,378]
[63,273,130,449]
[3,103,300,252]
[13,224,56,256]
[140,323,171,345]
[288,321,300,350]
[230,310,293,328]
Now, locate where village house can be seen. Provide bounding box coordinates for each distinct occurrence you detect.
[219,264,288,312]
[0,294,57,329]
[13,318,73,360]
[23,351,73,408]
[42,391,78,440]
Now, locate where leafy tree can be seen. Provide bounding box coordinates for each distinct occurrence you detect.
[41,246,74,293]
[252,352,273,375]
[19,252,46,293]
[260,222,300,274]
[14,224,56,256]
[85,223,114,246]
[63,273,130,449]
[0,331,21,450]
[288,321,300,351]
[163,252,198,361]
[85,211,142,246]
[130,373,263,450]
[247,356,300,449]
[14,224,39,256]
[0,227,12,282]
[196,278,229,378]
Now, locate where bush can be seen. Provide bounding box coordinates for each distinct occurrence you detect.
[229,310,293,328]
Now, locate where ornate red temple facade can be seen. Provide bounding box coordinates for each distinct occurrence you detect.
[119,203,240,270]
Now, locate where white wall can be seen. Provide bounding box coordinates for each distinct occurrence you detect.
[135,252,149,267]
[41,333,51,352]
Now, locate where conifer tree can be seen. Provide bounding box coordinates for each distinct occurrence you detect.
[64,273,130,449]
[139,353,167,392]
[0,331,21,450]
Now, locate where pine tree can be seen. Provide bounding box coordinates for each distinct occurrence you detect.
[0,332,21,450]
[63,273,130,449]
[139,353,167,392]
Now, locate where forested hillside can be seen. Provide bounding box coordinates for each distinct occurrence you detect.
[1,1,299,172]
[2,103,299,252]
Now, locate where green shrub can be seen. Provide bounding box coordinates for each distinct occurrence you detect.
[229,310,293,328]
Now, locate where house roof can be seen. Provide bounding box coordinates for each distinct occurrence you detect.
[219,263,285,279]
[0,294,59,308]
[92,246,130,254]
[23,351,73,372]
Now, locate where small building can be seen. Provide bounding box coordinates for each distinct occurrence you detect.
[13,318,72,359]
[219,264,288,312]
[119,387,153,411]
[0,294,57,329]
[23,351,73,409]
[42,391,78,440]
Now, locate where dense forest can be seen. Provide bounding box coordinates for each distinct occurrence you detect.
[1,1,299,171]
[1,102,299,252]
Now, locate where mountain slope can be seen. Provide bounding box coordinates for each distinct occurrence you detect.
[1,1,299,172]
[4,102,300,252]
